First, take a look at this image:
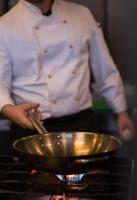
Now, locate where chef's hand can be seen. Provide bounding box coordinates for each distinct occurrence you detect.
[117,111,135,141]
[1,103,41,129]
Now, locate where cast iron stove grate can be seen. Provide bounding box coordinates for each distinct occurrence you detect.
[0,155,134,200]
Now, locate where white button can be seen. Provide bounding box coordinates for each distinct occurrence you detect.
[51,99,57,104]
[48,74,52,79]
[69,44,73,49]
[97,22,101,28]
[72,71,76,75]
[75,96,80,101]
[44,49,48,53]
[63,20,67,24]
[35,25,39,30]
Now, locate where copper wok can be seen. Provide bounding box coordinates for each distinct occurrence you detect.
[13,132,121,174]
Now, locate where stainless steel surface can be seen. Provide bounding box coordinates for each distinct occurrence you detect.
[28,112,48,134]
[13,132,121,174]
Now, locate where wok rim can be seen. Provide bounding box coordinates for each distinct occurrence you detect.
[13,132,121,159]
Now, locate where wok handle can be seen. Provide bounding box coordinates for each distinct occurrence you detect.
[28,111,48,134]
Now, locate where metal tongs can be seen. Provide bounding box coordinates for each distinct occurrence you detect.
[28,111,48,134]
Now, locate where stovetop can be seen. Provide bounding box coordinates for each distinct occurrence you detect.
[0,155,134,200]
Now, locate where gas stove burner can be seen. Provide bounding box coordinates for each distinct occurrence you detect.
[56,174,87,190]
[56,174,85,184]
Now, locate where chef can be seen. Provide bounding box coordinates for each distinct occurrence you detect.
[0,0,134,146]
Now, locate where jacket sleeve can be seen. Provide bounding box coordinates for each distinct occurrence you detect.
[88,15,127,113]
[0,27,14,112]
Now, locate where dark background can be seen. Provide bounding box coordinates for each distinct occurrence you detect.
[0,0,137,199]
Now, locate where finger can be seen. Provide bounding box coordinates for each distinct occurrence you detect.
[33,108,42,120]
[21,102,40,112]
[20,117,34,129]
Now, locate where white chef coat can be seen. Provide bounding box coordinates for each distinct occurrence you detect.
[0,0,127,119]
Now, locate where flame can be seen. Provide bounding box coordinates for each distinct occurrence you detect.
[56,174,85,184]
[30,169,38,176]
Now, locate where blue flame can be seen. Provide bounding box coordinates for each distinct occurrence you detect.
[56,174,85,184]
